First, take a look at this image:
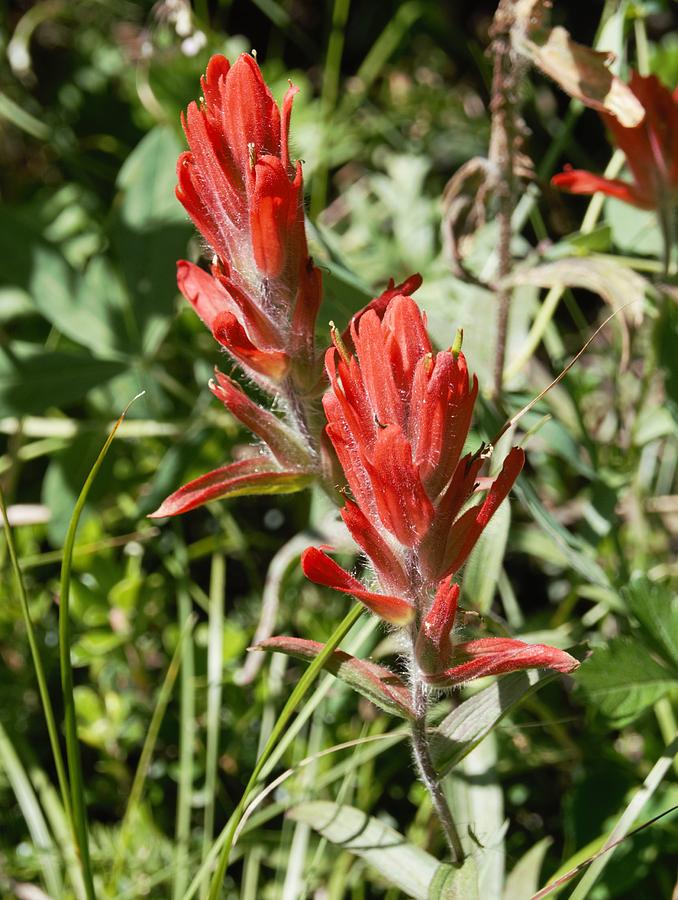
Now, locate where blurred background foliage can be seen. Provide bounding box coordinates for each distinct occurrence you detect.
[1,0,678,897]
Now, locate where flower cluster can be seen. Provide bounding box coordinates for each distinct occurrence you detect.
[152,53,325,518]
[552,71,678,212]
[157,51,578,691]
[302,295,579,685]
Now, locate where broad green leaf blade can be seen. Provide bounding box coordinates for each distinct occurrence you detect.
[575,637,675,726]
[114,127,192,354]
[30,246,125,356]
[428,859,479,899]
[0,344,126,416]
[117,126,188,228]
[503,837,552,900]
[431,668,560,776]
[625,577,678,672]
[255,636,415,719]
[288,801,477,899]
[463,497,510,613]
[450,734,505,898]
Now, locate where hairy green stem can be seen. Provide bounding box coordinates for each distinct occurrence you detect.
[410,676,465,865]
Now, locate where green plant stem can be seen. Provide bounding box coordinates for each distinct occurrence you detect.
[204,603,364,900]
[0,486,73,828]
[58,395,142,900]
[410,678,465,865]
[654,698,678,777]
[634,15,650,77]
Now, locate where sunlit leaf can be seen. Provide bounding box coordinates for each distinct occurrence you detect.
[575,637,676,726]
[288,801,478,899]
[431,667,562,776]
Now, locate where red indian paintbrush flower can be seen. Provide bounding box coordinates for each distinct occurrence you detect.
[552,72,678,211]
[176,53,322,385]
[301,294,579,684]
[152,53,327,518]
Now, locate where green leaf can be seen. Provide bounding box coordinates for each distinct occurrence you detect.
[117,126,188,228]
[429,859,479,899]
[575,637,676,726]
[431,667,563,776]
[625,577,678,672]
[0,344,126,416]
[503,837,552,900]
[462,497,510,614]
[29,246,126,356]
[513,477,610,587]
[288,801,478,899]
[255,636,415,719]
[604,196,663,257]
[508,255,647,327]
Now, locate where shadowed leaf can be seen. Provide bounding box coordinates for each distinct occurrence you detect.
[255,636,415,719]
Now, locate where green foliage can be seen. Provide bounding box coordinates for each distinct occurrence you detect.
[1,1,678,898]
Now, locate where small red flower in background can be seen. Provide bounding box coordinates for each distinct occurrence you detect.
[302,294,579,684]
[552,72,678,211]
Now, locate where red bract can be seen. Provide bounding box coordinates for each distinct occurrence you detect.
[552,72,678,211]
[302,294,579,685]
[176,53,322,387]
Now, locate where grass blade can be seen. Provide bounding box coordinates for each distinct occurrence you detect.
[174,583,196,900]
[59,393,144,900]
[0,485,72,827]
[201,603,364,900]
[565,733,678,900]
[107,612,196,891]
[200,553,226,899]
[0,723,62,898]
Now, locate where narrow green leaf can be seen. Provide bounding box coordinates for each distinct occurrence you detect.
[513,478,609,587]
[0,723,63,899]
[204,604,365,900]
[503,837,552,900]
[59,394,143,900]
[463,498,510,613]
[575,637,675,726]
[288,800,477,899]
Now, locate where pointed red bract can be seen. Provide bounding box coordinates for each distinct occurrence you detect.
[424,638,580,687]
[301,547,415,625]
[552,71,678,211]
[255,636,416,719]
[149,459,313,518]
[210,370,312,468]
[415,579,460,674]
